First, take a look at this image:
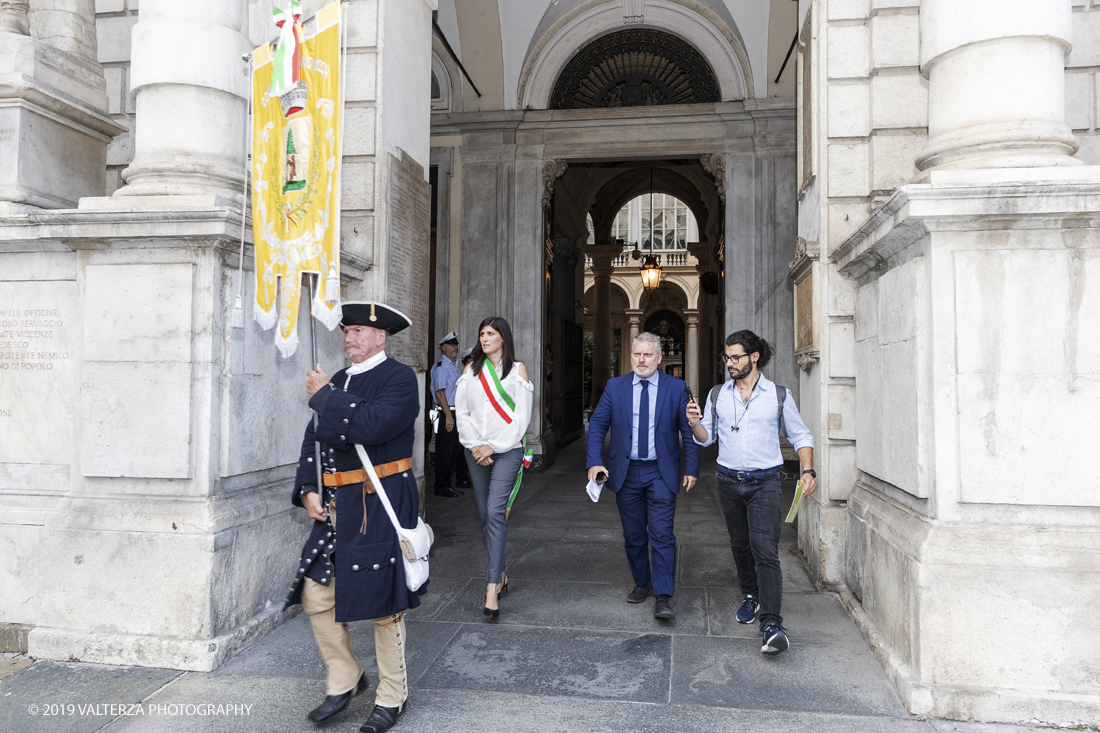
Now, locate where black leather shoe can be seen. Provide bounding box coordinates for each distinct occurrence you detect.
[456,479,473,489]
[433,486,463,498]
[654,595,675,620]
[307,672,368,722]
[626,582,652,604]
[359,701,407,733]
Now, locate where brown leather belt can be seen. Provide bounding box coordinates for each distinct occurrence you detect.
[322,458,411,490]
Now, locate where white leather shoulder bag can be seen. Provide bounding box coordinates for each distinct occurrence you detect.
[353,444,433,592]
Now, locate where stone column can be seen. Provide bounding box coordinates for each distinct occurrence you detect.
[684,308,699,397]
[114,0,252,202]
[625,308,643,346]
[588,244,617,402]
[916,0,1079,174]
[31,0,98,60]
[0,0,119,211]
[0,1,29,35]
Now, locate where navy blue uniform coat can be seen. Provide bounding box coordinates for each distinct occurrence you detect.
[585,371,700,493]
[284,358,426,622]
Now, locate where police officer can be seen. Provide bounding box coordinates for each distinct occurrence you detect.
[285,301,425,733]
[429,331,470,497]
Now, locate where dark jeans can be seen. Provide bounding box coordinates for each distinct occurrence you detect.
[433,421,468,490]
[715,470,784,627]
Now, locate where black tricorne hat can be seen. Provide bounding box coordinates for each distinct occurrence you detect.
[339,301,412,335]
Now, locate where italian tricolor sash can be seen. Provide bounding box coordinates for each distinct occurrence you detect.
[478,364,515,424]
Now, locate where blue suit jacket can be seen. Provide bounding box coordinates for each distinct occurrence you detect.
[586,371,699,494]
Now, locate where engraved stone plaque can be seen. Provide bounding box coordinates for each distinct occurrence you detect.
[794,271,814,352]
[0,281,77,464]
[385,151,430,371]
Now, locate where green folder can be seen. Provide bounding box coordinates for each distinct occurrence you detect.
[784,480,806,524]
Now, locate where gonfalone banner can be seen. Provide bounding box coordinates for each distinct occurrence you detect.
[251,1,343,357]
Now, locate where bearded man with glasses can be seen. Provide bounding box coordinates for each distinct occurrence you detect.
[685,330,817,655]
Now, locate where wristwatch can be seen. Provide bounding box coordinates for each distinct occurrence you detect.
[801,468,816,478]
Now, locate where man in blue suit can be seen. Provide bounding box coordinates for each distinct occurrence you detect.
[587,332,699,619]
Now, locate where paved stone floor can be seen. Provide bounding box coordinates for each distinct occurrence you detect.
[0,441,1054,733]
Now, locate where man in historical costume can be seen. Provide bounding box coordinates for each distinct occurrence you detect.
[285,301,424,733]
[429,331,471,497]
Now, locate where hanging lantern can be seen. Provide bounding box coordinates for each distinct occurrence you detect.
[639,252,662,293]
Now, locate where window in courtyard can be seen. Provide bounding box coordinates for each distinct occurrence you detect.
[611,194,696,250]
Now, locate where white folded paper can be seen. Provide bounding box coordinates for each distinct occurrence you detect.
[586,478,603,503]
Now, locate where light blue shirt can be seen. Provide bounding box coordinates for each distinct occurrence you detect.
[693,373,814,471]
[429,355,460,407]
[630,371,659,461]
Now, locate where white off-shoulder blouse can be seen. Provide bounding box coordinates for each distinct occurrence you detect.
[454,360,533,454]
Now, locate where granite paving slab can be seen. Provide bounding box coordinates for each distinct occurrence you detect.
[381,689,938,733]
[416,624,672,704]
[210,613,461,691]
[502,539,640,584]
[707,587,867,643]
[425,534,531,579]
[670,633,909,717]
[403,575,473,621]
[432,578,709,635]
[0,660,181,733]
[677,541,816,592]
[100,673,375,733]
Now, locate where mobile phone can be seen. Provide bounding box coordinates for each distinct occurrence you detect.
[686,386,695,404]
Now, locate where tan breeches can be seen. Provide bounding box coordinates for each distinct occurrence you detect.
[301,577,409,705]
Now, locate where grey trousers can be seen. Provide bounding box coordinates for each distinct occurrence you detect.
[465,446,525,584]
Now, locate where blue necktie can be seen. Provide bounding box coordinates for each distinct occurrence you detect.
[638,379,650,460]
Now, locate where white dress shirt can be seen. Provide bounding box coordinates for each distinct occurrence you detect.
[693,373,814,471]
[454,360,533,453]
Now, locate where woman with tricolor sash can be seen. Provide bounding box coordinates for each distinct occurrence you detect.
[454,317,533,619]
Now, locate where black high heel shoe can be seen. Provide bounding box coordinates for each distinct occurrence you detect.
[482,605,500,619]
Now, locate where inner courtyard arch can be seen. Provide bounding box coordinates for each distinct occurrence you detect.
[432,14,797,467]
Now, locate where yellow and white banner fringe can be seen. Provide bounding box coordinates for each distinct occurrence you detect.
[250,1,343,357]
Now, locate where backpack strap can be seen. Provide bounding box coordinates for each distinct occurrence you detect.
[708,384,723,438]
[775,385,787,438]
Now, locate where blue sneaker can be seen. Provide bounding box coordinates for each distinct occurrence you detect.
[735,594,759,624]
[761,623,789,655]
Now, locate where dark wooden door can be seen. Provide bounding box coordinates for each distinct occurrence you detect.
[558,318,584,443]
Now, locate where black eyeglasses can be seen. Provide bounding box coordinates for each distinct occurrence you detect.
[721,353,750,364]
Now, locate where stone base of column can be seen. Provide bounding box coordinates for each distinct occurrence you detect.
[29,604,300,673]
[0,207,352,672]
[826,172,1100,727]
[796,497,846,586]
[0,34,122,209]
[844,484,1100,726]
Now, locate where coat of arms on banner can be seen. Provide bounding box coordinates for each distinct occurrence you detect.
[251,1,343,357]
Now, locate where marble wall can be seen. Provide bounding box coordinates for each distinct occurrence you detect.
[0,0,436,671]
[795,0,1100,724]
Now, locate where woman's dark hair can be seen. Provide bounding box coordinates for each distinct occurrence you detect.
[725,329,774,370]
[471,316,516,379]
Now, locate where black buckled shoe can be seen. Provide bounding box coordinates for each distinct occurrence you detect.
[433,486,463,498]
[307,672,368,722]
[359,700,407,733]
[626,582,652,604]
